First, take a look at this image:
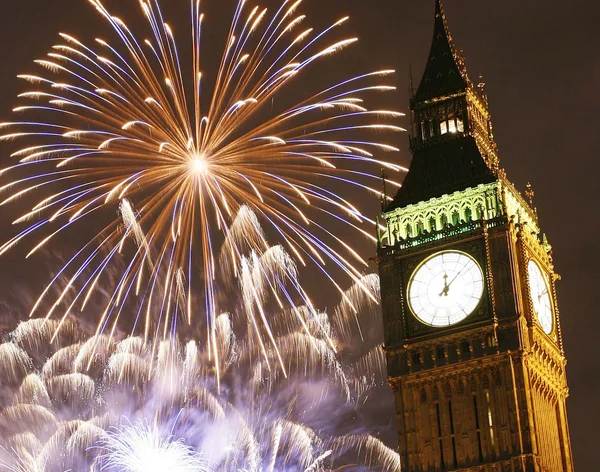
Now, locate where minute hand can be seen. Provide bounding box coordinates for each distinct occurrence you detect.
[445,266,468,292]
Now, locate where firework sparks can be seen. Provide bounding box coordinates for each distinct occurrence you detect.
[0,0,405,362]
[0,211,395,470]
[0,266,396,471]
[99,421,209,472]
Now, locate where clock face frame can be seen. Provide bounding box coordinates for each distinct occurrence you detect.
[407,250,485,327]
[527,259,554,334]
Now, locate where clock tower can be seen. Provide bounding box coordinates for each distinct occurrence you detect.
[377,2,574,471]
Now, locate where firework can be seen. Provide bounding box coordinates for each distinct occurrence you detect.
[0,0,404,359]
[99,421,209,472]
[0,249,397,471]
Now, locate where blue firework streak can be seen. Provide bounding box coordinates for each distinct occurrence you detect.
[0,0,404,370]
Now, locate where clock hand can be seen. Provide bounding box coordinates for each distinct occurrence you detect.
[439,274,449,297]
[445,265,468,292]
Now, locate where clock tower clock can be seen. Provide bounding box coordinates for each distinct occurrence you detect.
[377,1,574,471]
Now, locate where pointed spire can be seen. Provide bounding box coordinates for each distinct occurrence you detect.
[413,0,469,102]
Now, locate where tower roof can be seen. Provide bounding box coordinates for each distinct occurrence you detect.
[388,0,499,210]
[413,0,469,103]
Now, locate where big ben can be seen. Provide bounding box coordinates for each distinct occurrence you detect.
[377,1,575,471]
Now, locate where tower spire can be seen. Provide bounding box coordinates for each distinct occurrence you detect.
[389,0,500,209]
[414,0,469,103]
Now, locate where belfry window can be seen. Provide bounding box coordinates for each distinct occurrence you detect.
[440,120,448,135]
[439,115,464,135]
[448,119,457,134]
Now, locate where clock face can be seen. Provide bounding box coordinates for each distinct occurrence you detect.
[407,251,484,327]
[527,259,553,334]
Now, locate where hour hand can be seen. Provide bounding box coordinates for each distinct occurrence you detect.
[439,274,449,296]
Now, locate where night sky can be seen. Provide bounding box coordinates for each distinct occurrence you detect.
[0,0,598,469]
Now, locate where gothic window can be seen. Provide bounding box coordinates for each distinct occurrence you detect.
[473,395,484,462]
[405,223,413,238]
[416,220,425,235]
[429,216,437,232]
[457,380,465,395]
[421,388,428,404]
[494,371,502,386]
[485,391,495,447]
[449,400,458,468]
[464,206,473,222]
[436,346,445,361]
[436,403,445,469]
[441,214,448,227]
[412,351,421,365]
[482,374,490,391]
[452,210,460,226]
[457,115,465,132]
[461,340,471,354]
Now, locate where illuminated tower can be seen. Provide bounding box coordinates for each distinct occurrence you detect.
[376,1,574,471]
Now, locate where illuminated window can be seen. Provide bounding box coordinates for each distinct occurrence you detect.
[486,334,496,347]
[448,119,457,133]
[457,117,465,132]
[486,391,495,447]
[440,120,448,135]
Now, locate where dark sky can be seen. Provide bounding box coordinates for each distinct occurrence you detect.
[0,0,598,468]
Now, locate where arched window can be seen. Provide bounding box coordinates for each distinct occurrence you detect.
[452,210,460,226]
[464,206,473,222]
[405,223,413,238]
[441,214,448,227]
[416,220,425,235]
[429,216,437,232]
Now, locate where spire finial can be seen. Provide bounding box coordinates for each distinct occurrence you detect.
[525,182,540,221]
[381,168,388,212]
[436,0,443,15]
[525,182,535,207]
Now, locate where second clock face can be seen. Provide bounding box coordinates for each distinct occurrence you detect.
[408,250,485,327]
[527,259,553,334]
